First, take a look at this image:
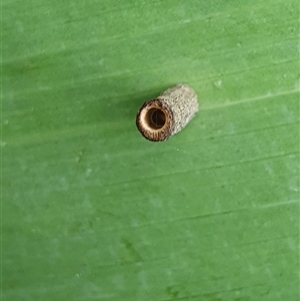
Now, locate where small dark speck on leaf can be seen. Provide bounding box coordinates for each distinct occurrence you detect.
[166,285,180,298]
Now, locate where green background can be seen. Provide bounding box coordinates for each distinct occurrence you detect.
[2,0,299,300]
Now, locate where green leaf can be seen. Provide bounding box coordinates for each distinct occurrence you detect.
[2,0,299,300]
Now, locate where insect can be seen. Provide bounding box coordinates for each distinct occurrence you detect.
[136,84,198,142]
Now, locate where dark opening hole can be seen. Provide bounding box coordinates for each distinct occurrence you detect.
[146,108,166,129]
